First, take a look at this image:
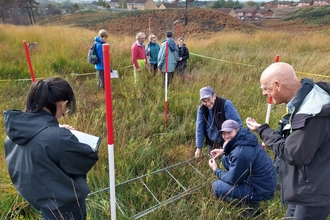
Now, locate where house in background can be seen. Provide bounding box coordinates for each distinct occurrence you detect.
[212,8,236,17]
[277,1,293,8]
[297,0,314,6]
[158,3,182,9]
[134,0,158,10]
[256,8,274,18]
[234,7,258,20]
[313,0,329,6]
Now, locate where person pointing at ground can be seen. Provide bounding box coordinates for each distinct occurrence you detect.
[246,62,330,219]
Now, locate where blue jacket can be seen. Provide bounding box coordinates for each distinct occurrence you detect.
[157,38,178,72]
[145,42,160,64]
[94,36,105,70]
[195,98,242,148]
[214,127,277,198]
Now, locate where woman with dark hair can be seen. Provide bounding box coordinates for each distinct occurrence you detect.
[3,77,99,220]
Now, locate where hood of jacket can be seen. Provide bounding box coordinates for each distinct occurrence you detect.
[94,36,104,44]
[163,38,177,52]
[290,78,330,129]
[3,109,58,145]
[223,127,259,155]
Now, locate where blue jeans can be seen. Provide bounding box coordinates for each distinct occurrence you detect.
[285,203,330,220]
[211,157,273,202]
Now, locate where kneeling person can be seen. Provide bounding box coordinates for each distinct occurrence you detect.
[209,119,277,204]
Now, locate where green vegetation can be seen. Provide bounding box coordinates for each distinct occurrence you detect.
[285,6,330,25]
[1,23,330,220]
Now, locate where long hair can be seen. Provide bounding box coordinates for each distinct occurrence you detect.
[24,78,76,116]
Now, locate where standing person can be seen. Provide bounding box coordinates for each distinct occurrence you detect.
[3,78,99,220]
[157,31,178,86]
[209,120,277,213]
[131,32,148,82]
[176,37,189,77]
[145,34,160,77]
[195,86,242,158]
[246,62,330,220]
[94,29,108,89]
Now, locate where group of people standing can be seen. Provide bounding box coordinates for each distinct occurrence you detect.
[196,62,330,219]
[131,31,190,86]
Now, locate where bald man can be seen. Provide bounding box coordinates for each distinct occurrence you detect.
[246,62,330,219]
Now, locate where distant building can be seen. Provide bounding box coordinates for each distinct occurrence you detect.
[234,7,258,20]
[158,3,182,9]
[256,8,274,18]
[297,0,314,6]
[313,0,329,6]
[212,8,236,17]
[277,1,293,8]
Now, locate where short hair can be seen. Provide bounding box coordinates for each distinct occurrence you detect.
[24,78,76,117]
[165,31,173,38]
[178,37,184,41]
[98,29,108,38]
[136,32,146,40]
[148,34,157,42]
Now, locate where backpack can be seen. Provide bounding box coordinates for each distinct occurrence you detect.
[87,42,99,65]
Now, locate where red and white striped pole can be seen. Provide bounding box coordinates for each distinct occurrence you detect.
[164,42,169,124]
[102,44,116,220]
[23,40,35,82]
[262,55,279,149]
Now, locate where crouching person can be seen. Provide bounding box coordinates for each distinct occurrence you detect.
[208,120,277,216]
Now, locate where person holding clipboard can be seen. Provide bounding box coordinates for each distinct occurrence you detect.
[3,77,100,220]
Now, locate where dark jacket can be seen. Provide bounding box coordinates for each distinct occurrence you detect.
[3,109,99,211]
[214,127,277,199]
[257,78,330,206]
[177,44,189,69]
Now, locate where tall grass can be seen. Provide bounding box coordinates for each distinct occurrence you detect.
[1,24,330,219]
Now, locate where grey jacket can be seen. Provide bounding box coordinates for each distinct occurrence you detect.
[257,78,330,206]
[3,109,99,210]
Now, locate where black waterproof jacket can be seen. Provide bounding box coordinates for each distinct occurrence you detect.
[256,79,330,206]
[3,109,99,210]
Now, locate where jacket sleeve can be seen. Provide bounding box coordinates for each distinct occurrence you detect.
[196,107,205,148]
[131,43,140,69]
[224,100,242,127]
[214,153,250,185]
[258,117,326,166]
[95,43,104,67]
[157,43,165,69]
[59,129,99,176]
[182,47,189,61]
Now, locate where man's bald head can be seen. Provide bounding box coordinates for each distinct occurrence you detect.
[260,62,301,104]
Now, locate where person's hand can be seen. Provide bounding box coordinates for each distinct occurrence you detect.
[137,68,141,72]
[195,148,201,158]
[246,117,261,131]
[145,65,149,70]
[209,158,218,171]
[210,149,224,159]
[179,57,182,61]
[60,124,75,130]
[158,69,161,72]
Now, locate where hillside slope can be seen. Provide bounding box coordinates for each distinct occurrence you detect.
[38,7,330,38]
[38,8,257,38]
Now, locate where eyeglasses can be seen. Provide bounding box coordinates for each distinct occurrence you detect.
[261,82,275,92]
